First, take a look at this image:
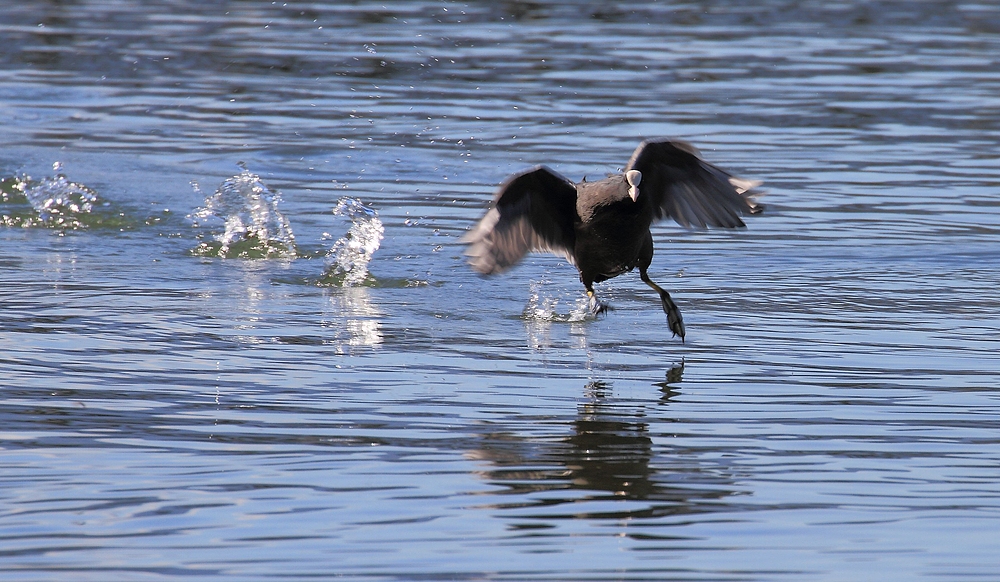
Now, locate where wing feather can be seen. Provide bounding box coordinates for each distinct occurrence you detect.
[462,165,579,275]
[626,139,762,229]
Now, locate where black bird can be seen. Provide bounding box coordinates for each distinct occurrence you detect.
[463,138,762,341]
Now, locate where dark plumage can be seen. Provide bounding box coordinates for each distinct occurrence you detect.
[463,138,762,340]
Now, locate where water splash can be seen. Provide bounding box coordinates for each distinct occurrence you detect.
[1,163,125,230]
[189,164,296,259]
[523,279,592,323]
[0,175,27,204]
[320,197,384,287]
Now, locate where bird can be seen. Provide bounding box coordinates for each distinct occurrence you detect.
[462,138,762,341]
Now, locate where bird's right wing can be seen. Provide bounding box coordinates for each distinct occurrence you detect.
[462,165,579,275]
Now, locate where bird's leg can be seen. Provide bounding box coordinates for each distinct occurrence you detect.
[585,284,610,317]
[640,268,685,341]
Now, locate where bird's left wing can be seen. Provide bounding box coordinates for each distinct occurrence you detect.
[463,165,579,275]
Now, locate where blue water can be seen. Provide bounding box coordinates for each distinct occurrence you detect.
[2,2,1000,580]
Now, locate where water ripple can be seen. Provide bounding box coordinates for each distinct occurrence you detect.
[2,1,1000,580]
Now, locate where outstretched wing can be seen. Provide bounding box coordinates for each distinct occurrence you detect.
[462,165,579,275]
[626,139,763,228]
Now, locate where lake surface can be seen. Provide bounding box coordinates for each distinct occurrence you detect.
[2,1,1000,580]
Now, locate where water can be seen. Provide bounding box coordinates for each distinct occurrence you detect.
[2,1,1000,580]
[189,164,298,259]
[323,197,384,286]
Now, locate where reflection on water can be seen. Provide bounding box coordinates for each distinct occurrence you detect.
[655,360,685,403]
[3,0,1000,579]
[565,381,661,505]
[524,318,589,352]
[229,262,272,346]
[322,287,383,351]
[469,372,735,523]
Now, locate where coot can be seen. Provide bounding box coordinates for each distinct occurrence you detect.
[463,138,762,341]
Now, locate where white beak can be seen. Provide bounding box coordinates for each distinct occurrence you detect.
[625,170,642,202]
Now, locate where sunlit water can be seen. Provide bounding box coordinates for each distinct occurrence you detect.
[2,2,1000,580]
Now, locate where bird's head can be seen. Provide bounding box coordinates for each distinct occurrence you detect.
[625,170,641,202]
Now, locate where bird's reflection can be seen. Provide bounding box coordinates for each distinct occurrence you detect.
[655,360,684,404]
[565,380,656,498]
[468,365,735,521]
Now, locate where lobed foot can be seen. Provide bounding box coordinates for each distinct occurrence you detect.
[658,290,686,342]
[587,292,611,318]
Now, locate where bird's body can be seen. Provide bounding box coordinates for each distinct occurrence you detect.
[573,175,651,284]
[463,139,762,340]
